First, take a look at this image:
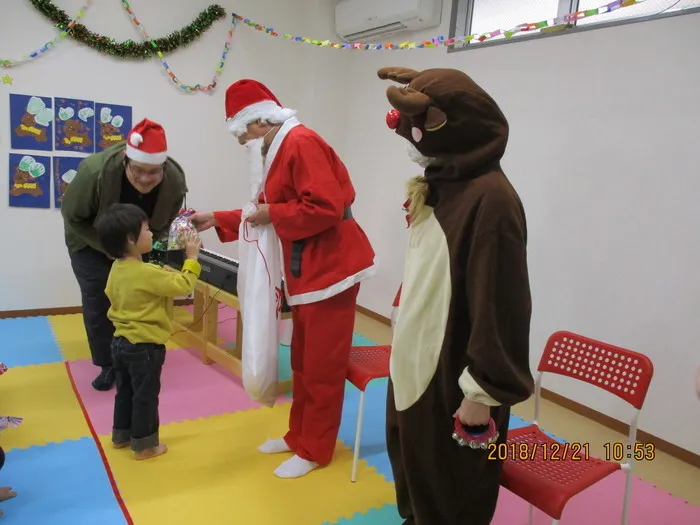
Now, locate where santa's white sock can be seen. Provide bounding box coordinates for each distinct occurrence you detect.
[258,438,291,454]
[273,455,319,479]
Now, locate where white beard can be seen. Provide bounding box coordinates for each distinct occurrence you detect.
[406,141,436,168]
[245,137,265,200]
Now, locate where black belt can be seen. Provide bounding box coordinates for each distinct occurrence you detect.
[290,206,352,278]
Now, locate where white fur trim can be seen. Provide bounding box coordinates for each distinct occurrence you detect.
[286,264,377,306]
[125,144,167,165]
[129,132,143,146]
[227,100,297,137]
[458,367,501,407]
[263,117,300,177]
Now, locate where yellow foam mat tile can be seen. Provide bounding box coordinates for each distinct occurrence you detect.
[0,362,90,450]
[48,314,92,361]
[102,406,395,525]
[48,314,205,358]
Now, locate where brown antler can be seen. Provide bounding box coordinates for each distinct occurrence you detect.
[386,86,431,116]
[377,67,420,84]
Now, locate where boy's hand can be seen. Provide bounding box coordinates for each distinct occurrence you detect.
[184,231,202,260]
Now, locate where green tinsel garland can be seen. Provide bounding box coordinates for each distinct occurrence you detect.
[29,0,227,59]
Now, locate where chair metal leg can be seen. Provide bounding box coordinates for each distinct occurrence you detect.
[551,520,559,525]
[621,464,633,525]
[528,503,534,525]
[351,390,366,483]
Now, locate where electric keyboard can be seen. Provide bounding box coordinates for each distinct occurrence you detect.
[165,248,290,312]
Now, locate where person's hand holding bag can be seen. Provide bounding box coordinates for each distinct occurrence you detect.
[188,211,216,232]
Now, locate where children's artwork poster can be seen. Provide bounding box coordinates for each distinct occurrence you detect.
[9,94,54,152]
[9,153,51,209]
[53,156,83,208]
[95,103,132,152]
[54,98,95,154]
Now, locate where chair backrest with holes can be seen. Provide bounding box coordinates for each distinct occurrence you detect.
[537,331,654,409]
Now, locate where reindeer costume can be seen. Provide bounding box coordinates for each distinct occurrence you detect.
[379,67,534,524]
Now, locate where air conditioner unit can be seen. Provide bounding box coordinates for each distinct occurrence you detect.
[335,0,443,43]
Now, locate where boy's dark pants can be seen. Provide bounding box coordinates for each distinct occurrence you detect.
[111,337,165,452]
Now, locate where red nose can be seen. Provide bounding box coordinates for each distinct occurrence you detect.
[386,109,400,130]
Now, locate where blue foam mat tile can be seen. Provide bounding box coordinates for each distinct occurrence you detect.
[0,317,63,367]
[508,414,532,430]
[352,333,379,347]
[0,437,127,524]
[278,343,292,382]
[324,504,402,524]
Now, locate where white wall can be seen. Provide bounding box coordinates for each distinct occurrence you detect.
[336,2,700,454]
[0,0,332,311]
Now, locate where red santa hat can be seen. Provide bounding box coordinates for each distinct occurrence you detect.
[125,118,168,165]
[225,79,297,136]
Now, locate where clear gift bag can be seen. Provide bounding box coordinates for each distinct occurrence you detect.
[167,210,199,251]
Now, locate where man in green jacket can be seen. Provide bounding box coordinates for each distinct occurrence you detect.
[61,118,188,390]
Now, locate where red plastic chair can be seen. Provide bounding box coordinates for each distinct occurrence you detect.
[346,345,391,482]
[500,331,654,525]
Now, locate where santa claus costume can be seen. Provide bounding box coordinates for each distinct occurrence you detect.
[213,79,376,478]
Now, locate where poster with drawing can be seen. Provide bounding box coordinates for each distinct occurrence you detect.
[9,154,51,208]
[95,103,132,152]
[9,94,54,151]
[53,156,82,208]
[54,98,95,154]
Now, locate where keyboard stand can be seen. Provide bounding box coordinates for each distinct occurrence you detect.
[164,267,294,396]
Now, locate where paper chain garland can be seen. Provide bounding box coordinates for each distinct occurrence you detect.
[234,0,649,49]
[0,0,94,68]
[120,0,235,93]
[0,0,653,93]
[28,0,227,59]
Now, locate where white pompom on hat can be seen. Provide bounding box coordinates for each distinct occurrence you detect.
[125,118,168,165]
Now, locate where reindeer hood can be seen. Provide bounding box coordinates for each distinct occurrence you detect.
[378,67,509,181]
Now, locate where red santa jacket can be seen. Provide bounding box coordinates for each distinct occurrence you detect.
[213,120,375,306]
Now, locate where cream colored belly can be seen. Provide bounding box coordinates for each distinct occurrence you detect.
[390,210,452,411]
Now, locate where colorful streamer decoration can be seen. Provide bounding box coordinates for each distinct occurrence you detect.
[120,0,234,93]
[233,0,649,49]
[0,0,94,68]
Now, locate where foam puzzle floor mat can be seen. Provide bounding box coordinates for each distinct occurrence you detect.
[0,309,697,524]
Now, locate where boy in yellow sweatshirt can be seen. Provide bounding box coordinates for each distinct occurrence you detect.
[95,203,201,460]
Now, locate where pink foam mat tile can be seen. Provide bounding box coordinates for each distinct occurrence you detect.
[493,471,700,524]
[68,347,290,436]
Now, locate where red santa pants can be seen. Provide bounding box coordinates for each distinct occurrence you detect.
[284,283,359,466]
